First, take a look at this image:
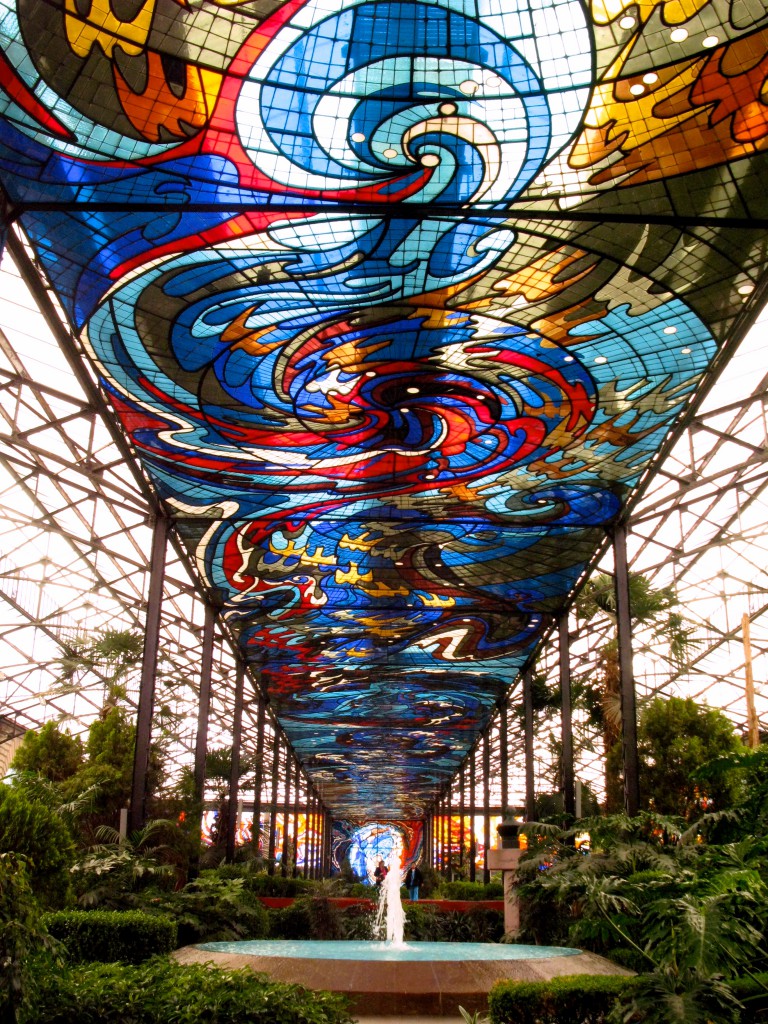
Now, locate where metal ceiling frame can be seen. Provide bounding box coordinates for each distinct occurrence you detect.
[1,235,766,822]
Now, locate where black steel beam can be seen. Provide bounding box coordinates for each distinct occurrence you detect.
[614,522,640,817]
[225,661,245,863]
[129,514,167,833]
[559,615,576,818]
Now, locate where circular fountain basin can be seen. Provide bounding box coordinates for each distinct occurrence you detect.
[177,939,632,1017]
[198,939,582,962]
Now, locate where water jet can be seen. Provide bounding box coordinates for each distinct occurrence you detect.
[178,847,629,1018]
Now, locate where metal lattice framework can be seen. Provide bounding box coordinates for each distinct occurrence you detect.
[1,253,766,829]
[0,0,766,823]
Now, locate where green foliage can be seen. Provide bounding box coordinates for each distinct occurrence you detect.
[336,903,373,939]
[0,785,74,908]
[71,819,181,907]
[11,723,83,783]
[731,972,768,1021]
[22,956,355,1024]
[639,698,743,818]
[0,853,56,1023]
[513,809,768,1024]
[402,903,503,942]
[269,898,314,939]
[488,974,638,1024]
[459,1007,489,1024]
[52,629,144,706]
[615,968,743,1024]
[268,892,346,937]
[234,870,316,897]
[148,875,270,945]
[441,880,504,901]
[43,910,177,963]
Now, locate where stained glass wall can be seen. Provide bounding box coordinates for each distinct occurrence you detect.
[333,820,423,881]
[0,0,766,818]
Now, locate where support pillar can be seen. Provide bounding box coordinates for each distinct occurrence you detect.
[459,768,465,871]
[189,603,215,879]
[500,706,509,820]
[523,666,536,821]
[252,695,266,858]
[483,730,491,884]
[324,811,333,877]
[614,522,640,816]
[268,732,280,875]
[130,515,168,833]
[469,747,477,882]
[291,769,300,878]
[192,605,215,808]
[307,790,315,880]
[559,614,576,818]
[225,661,245,863]
[281,750,292,876]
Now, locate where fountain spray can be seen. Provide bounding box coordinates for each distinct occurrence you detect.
[372,850,407,946]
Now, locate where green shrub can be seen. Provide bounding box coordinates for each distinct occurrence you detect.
[0,786,74,908]
[0,854,55,1022]
[236,871,317,898]
[338,903,373,940]
[269,899,313,939]
[402,902,440,941]
[22,956,354,1023]
[148,875,269,945]
[11,723,83,783]
[43,910,177,963]
[441,880,504,901]
[488,975,638,1024]
[401,903,503,943]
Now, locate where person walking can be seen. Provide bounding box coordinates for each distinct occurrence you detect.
[405,864,423,901]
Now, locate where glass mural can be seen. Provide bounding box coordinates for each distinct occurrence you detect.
[0,0,765,817]
[334,820,423,881]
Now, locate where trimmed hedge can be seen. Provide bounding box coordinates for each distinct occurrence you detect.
[22,956,354,1024]
[440,880,504,901]
[43,910,177,964]
[488,974,639,1024]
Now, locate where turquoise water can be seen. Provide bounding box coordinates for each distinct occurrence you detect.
[197,940,582,962]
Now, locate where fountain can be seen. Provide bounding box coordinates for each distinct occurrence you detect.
[181,848,630,1015]
[372,851,407,946]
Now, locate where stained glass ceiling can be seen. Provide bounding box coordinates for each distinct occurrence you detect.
[0,0,766,818]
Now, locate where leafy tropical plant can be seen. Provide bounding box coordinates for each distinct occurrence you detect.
[458,1007,489,1024]
[71,819,179,907]
[514,807,768,1024]
[50,628,144,706]
[146,873,269,945]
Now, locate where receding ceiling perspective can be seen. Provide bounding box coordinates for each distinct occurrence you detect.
[0,0,766,817]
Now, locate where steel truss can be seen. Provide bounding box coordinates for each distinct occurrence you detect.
[0,243,327,869]
[0,236,766,848]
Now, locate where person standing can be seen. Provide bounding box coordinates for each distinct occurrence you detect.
[405,864,423,901]
[374,859,388,886]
